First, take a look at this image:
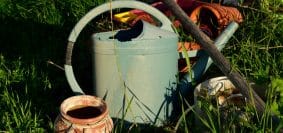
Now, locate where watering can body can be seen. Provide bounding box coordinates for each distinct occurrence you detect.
[92,21,178,124]
[64,1,178,125]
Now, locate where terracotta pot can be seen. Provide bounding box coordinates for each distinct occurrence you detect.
[190,3,243,38]
[54,95,113,133]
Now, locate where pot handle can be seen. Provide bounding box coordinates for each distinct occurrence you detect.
[65,1,175,95]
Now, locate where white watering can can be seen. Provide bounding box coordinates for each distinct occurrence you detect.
[64,1,178,125]
[64,0,239,125]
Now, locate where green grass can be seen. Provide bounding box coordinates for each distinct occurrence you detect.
[0,0,283,132]
[224,0,283,81]
[0,55,52,132]
[0,0,108,131]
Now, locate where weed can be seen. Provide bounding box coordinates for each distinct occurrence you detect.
[0,0,283,132]
[0,55,50,131]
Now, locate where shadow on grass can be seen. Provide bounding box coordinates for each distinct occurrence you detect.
[0,16,96,131]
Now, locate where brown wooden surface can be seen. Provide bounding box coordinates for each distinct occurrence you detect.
[162,0,266,115]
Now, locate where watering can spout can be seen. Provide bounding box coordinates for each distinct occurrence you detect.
[178,22,239,95]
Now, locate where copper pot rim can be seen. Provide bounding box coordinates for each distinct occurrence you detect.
[60,95,109,125]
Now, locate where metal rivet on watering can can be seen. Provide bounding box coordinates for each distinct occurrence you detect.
[64,1,178,125]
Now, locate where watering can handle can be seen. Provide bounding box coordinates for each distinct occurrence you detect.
[64,1,175,95]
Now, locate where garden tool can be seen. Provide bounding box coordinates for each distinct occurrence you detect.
[64,1,178,125]
[64,0,240,125]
